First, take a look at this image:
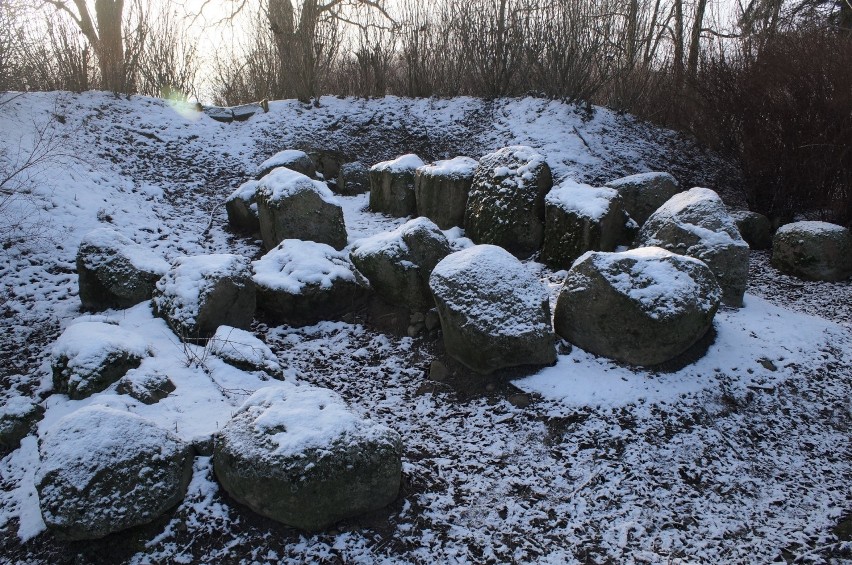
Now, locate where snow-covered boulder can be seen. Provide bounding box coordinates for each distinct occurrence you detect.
[256,149,315,179]
[637,187,749,307]
[254,240,369,326]
[730,210,773,250]
[464,146,553,259]
[153,254,256,341]
[209,325,282,376]
[541,180,625,269]
[51,322,149,399]
[429,245,556,374]
[336,161,370,195]
[350,217,451,312]
[554,248,721,366]
[0,396,43,451]
[225,179,261,233]
[256,168,348,251]
[605,172,681,226]
[771,221,852,282]
[36,406,193,541]
[213,385,403,531]
[76,228,169,312]
[414,157,478,229]
[369,154,424,217]
[115,371,176,405]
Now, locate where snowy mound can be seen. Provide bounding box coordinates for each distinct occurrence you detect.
[78,228,169,275]
[370,153,425,174]
[209,326,281,375]
[51,321,149,373]
[256,167,338,205]
[417,156,478,179]
[253,240,358,293]
[545,180,620,220]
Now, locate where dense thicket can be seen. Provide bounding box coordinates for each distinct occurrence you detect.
[0,0,849,225]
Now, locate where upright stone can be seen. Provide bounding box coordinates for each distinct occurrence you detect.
[414,157,478,229]
[638,187,749,307]
[541,180,625,269]
[369,154,424,217]
[730,210,773,250]
[256,167,348,251]
[605,172,681,226]
[336,161,370,195]
[256,149,316,179]
[225,179,261,233]
[464,146,552,258]
[772,221,852,281]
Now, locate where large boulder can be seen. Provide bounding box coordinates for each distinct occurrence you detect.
[541,180,625,269]
[464,146,553,259]
[76,228,169,312]
[336,161,370,196]
[225,179,261,233]
[256,149,316,179]
[0,396,44,451]
[637,187,749,307]
[153,254,256,341]
[429,245,557,374]
[209,326,282,376]
[771,221,852,282]
[350,217,451,313]
[414,157,478,229]
[256,168,348,251]
[213,385,403,531]
[605,172,681,226]
[254,239,369,326]
[369,154,424,217]
[36,406,193,541]
[51,321,149,399]
[553,248,722,366]
[730,210,773,250]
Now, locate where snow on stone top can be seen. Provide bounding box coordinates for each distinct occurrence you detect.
[231,384,393,456]
[226,179,260,204]
[430,244,551,337]
[646,187,748,249]
[0,395,38,419]
[256,167,338,205]
[481,145,547,190]
[606,171,674,188]
[370,153,425,174]
[252,239,358,293]
[577,247,720,320]
[154,254,250,327]
[209,326,280,373]
[417,156,478,179]
[35,405,185,491]
[350,216,440,261]
[256,150,310,176]
[51,321,149,373]
[79,228,169,275]
[545,179,619,220]
[777,221,849,236]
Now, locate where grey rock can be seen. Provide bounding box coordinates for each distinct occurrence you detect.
[36,406,193,541]
[429,245,557,374]
[554,247,721,366]
[76,228,169,311]
[0,396,44,451]
[731,210,773,250]
[771,221,852,281]
[116,371,176,405]
[369,154,424,217]
[638,187,749,307]
[256,149,316,179]
[464,146,553,259]
[214,385,402,531]
[208,326,282,376]
[337,161,370,195]
[414,157,478,229]
[309,149,350,185]
[605,172,681,226]
[225,180,261,233]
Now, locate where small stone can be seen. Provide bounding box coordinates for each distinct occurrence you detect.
[507,393,531,408]
[407,324,422,338]
[429,359,451,382]
[425,309,441,332]
[758,358,777,371]
[115,371,175,405]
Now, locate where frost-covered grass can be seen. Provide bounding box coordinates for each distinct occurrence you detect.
[0,91,850,564]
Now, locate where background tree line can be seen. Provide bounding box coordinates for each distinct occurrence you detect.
[0,0,849,226]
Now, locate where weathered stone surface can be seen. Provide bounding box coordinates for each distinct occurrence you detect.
[369,154,424,217]
[464,146,552,258]
[225,179,261,233]
[256,149,316,179]
[255,239,369,326]
[429,245,557,374]
[76,228,169,312]
[638,187,749,307]
[350,217,451,312]
[731,210,773,250]
[605,172,681,226]
[209,326,282,376]
[337,161,370,195]
[414,157,478,229]
[214,385,402,531]
[772,221,852,282]
[256,168,347,251]
[36,406,193,541]
[51,321,148,399]
[554,247,721,366]
[541,180,625,269]
[153,254,256,341]
[0,396,43,451]
[115,371,176,405]
[308,149,349,185]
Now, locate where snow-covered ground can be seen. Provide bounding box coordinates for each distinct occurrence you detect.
[1,91,850,564]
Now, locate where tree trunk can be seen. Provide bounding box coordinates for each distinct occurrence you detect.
[687,0,709,79]
[673,0,685,89]
[268,0,296,98]
[94,0,125,92]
